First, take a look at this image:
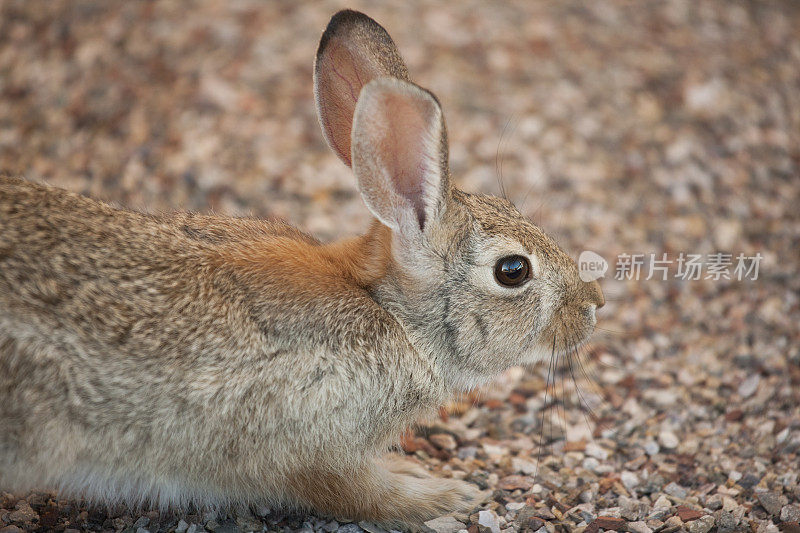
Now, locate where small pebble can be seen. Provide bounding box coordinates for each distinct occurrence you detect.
[704,495,721,511]
[664,482,688,499]
[659,430,679,450]
[477,510,501,533]
[626,521,653,533]
[423,516,466,533]
[662,515,683,532]
[582,457,600,472]
[715,511,738,533]
[654,495,672,509]
[737,374,760,398]
[756,491,787,516]
[781,504,800,522]
[621,470,640,490]
[8,502,38,523]
[643,441,660,456]
[619,496,646,521]
[457,446,478,460]
[687,515,715,533]
[585,442,610,460]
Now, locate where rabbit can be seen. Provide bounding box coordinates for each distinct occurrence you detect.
[0,9,604,529]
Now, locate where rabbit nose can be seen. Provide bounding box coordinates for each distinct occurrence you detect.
[585,279,605,309]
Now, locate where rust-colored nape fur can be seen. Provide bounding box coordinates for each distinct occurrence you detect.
[0,8,602,529]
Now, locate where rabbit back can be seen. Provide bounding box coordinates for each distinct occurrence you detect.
[0,177,441,508]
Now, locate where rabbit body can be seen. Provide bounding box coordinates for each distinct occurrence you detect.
[0,177,460,520]
[0,9,603,527]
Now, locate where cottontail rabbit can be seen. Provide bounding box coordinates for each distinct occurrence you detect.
[0,9,603,528]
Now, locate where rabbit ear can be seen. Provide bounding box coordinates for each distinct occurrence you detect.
[314,10,410,167]
[351,78,451,236]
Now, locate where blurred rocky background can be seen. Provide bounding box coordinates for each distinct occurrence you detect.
[1,1,798,532]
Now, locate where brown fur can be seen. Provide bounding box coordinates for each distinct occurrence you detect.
[0,175,449,524]
[0,10,602,529]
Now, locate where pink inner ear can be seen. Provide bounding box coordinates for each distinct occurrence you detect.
[317,43,377,167]
[376,94,435,228]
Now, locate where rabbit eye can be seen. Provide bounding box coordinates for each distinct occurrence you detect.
[494,255,530,287]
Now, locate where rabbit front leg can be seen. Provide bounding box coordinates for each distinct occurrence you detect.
[288,454,481,527]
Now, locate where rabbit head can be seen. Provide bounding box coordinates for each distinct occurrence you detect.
[315,10,604,390]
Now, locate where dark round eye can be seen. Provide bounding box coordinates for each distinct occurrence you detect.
[494,255,530,287]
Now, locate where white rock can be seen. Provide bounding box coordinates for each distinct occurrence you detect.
[482,443,508,457]
[595,464,616,474]
[643,389,678,407]
[566,422,593,442]
[585,442,610,460]
[568,502,595,522]
[627,521,653,533]
[423,516,467,533]
[659,430,679,450]
[722,495,739,512]
[644,440,660,456]
[598,507,621,518]
[737,374,760,398]
[563,451,584,469]
[630,339,655,362]
[511,457,538,475]
[509,437,535,451]
[477,510,501,533]
[780,504,800,522]
[687,515,715,533]
[621,470,640,490]
[684,78,727,115]
[664,482,688,499]
[654,495,672,510]
[755,524,779,533]
[582,457,600,472]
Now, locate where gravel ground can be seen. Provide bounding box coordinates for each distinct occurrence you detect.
[1,1,799,532]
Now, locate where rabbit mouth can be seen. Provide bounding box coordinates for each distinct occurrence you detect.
[538,312,598,359]
[517,315,596,370]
